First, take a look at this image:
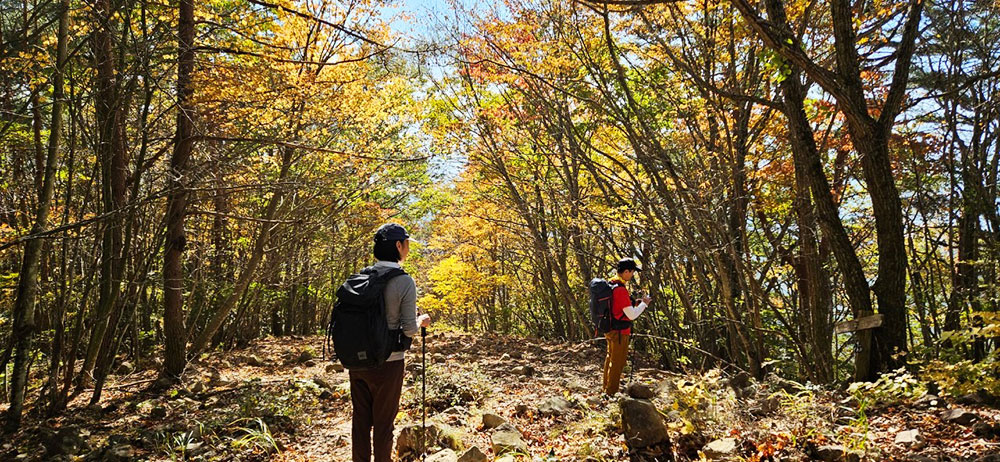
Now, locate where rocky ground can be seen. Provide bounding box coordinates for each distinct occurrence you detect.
[2,329,999,461]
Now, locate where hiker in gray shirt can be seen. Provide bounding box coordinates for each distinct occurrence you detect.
[350,223,431,462]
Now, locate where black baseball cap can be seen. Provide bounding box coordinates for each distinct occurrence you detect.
[374,223,410,242]
[616,257,642,273]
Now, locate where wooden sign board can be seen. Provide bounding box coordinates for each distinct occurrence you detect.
[835,314,884,334]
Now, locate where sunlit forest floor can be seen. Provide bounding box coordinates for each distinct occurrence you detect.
[2,330,998,461]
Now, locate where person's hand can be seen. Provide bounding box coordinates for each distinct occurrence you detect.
[641,295,652,305]
[417,313,432,328]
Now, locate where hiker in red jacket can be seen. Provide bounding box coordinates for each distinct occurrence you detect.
[603,258,651,396]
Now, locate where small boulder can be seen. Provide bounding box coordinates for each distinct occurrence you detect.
[116,361,135,375]
[397,424,442,458]
[246,355,265,367]
[727,371,752,390]
[150,405,168,419]
[619,397,669,449]
[973,422,1000,439]
[513,404,530,416]
[491,424,528,455]
[442,406,468,416]
[703,438,738,459]
[426,449,458,462]
[481,413,506,430]
[327,363,345,373]
[894,429,922,447]
[751,394,782,416]
[189,381,206,394]
[511,365,535,377]
[627,383,655,399]
[457,446,488,462]
[538,397,573,416]
[812,445,860,462]
[940,409,980,426]
[298,349,316,363]
[974,454,1000,462]
[42,427,90,456]
[104,444,135,462]
[311,375,333,391]
[956,391,995,406]
[304,359,317,367]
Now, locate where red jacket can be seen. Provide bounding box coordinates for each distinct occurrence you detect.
[609,277,633,335]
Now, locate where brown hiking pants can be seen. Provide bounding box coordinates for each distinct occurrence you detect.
[350,359,405,462]
[603,331,630,395]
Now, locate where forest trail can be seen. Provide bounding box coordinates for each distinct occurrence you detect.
[2,331,998,461]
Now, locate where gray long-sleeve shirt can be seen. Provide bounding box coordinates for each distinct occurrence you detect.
[374,260,418,362]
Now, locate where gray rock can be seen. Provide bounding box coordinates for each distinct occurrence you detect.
[940,408,979,426]
[702,438,738,458]
[442,406,468,416]
[511,365,535,377]
[491,425,528,455]
[426,449,458,462]
[894,429,922,446]
[150,405,167,419]
[627,383,655,399]
[974,454,1000,462]
[956,391,994,406]
[304,359,317,368]
[481,413,507,430]
[564,379,588,393]
[327,363,345,373]
[311,375,333,391]
[116,361,134,375]
[538,397,573,416]
[189,381,205,394]
[246,355,265,367]
[396,424,442,458]
[184,442,205,457]
[727,371,752,390]
[812,445,860,462]
[619,397,669,449]
[298,349,316,363]
[457,446,488,462]
[105,444,135,462]
[42,427,90,456]
[973,422,1000,439]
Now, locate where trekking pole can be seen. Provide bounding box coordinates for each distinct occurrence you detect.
[421,326,427,462]
[627,336,636,385]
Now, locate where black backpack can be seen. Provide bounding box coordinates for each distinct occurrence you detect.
[589,278,632,335]
[326,266,412,370]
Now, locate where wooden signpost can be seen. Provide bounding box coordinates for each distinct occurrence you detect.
[835,312,883,382]
[835,314,884,334]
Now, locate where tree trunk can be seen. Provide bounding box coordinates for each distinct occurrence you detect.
[162,0,196,379]
[4,0,69,432]
[80,0,129,389]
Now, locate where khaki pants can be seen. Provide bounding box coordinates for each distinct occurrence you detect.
[602,331,630,395]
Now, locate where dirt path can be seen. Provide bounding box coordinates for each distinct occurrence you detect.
[3,330,999,461]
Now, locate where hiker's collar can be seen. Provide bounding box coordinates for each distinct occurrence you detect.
[374,260,402,269]
[610,277,625,285]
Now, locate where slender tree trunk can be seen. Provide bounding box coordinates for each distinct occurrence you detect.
[162,0,196,379]
[4,0,69,432]
[80,0,129,389]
